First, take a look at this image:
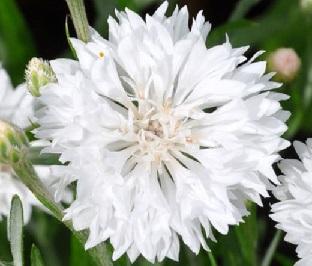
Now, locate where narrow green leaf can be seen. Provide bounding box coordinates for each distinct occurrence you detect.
[208,252,217,266]
[30,245,45,266]
[229,0,260,22]
[65,16,78,59]
[261,230,283,266]
[65,0,90,42]
[9,196,24,266]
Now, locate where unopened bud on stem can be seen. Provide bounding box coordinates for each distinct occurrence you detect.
[268,48,301,83]
[25,58,56,97]
[0,120,29,164]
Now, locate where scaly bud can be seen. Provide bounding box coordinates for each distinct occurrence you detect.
[268,48,301,83]
[0,120,29,164]
[25,58,56,97]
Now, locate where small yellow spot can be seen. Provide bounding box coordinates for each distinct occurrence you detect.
[99,51,105,59]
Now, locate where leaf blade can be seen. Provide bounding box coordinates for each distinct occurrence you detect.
[9,195,24,266]
[30,245,45,266]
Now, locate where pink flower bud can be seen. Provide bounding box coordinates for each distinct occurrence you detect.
[268,48,301,82]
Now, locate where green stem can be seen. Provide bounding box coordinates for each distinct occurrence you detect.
[261,230,283,266]
[208,252,217,266]
[65,0,90,42]
[13,159,64,220]
[229,0,260,22]
[12,156,112,266]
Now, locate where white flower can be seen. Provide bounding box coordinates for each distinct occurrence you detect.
[0,65,34,128]
[271,139,312,266]
[35,2,289,262]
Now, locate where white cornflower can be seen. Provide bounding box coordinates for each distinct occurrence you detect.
[35,2,289,262]
[271,139,312,266]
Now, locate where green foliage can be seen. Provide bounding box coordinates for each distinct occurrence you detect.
[70,236,94,266]
[0,0,35,84]
[30,245,45,266]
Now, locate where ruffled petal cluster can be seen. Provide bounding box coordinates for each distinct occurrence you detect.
[35,2,289,262]
[271,139,312,266]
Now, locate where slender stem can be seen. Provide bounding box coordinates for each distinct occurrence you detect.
[208,252,218,266]
[229,0,260,22]
[65,0,90,42]
[261,230,283,266]
[13,159,64,220]
[12,155,112,266]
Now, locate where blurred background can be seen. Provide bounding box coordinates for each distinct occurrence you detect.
[0,0,311,265]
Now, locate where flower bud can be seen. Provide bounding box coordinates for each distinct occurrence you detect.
[0,120,29,164]
[301,0,312,14]
[25,58,56,97]
[268,48,301,83]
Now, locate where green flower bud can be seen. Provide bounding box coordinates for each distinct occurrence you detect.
[25,58,56,97]
[0,120,29,164]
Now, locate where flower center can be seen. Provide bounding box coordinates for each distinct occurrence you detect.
[147,120,164,138]
[126,99,190,167]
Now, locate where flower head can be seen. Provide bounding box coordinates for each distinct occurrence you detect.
[0,120,28,164]
[25,57,56,97]
[271,139,312,266]
[268,48,301,82]
[35,2,289,262]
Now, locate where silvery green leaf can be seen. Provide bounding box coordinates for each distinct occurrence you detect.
[9,195,24,266]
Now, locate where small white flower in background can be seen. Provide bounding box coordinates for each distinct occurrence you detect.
[268,48,301,82]
[0,65,34,128]
[35,2,289,262]
[271,139,312,266]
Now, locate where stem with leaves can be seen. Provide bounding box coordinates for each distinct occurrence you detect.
[12,153,112,266]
